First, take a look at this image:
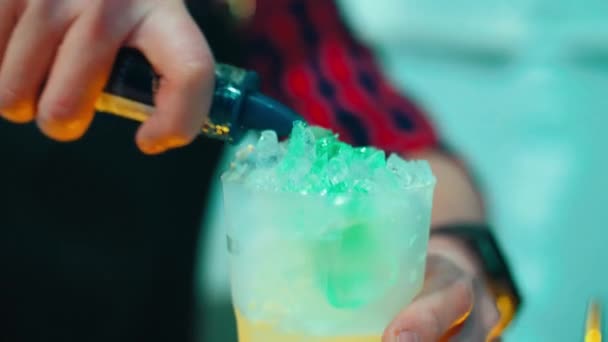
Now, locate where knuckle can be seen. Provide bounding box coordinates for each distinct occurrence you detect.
[423,307,444,339]
[85,17,112,41]
[40,95,78,121]
[28,0,54,14]
[83,0,127,41]
[175,51,214,86]
[29,0,73,27]
[93,0,125,8]
[0,84,23,107]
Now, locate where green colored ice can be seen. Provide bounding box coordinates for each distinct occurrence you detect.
[223,122,435,309]
[314,221,393,308]
[224,121,435,196]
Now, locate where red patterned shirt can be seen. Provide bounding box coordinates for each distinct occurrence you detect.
[242,0,439,154]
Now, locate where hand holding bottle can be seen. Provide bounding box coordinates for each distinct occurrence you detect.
[0,0,215,154]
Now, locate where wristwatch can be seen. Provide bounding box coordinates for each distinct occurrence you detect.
[430,223,522,337]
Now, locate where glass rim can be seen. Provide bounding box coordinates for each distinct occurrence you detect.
[220,173,436,200]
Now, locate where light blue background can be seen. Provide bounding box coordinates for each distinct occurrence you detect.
[339,0,608,340]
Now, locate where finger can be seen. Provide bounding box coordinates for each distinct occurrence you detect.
[0,0,18,66]
[0,1,77,123]
[383,278,474,342]
[479,288,500,335]
[37,0,147,141]
[127,1,214,154]
[450,280,500,342]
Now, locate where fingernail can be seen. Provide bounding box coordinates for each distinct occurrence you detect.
[37,114,88,141]
[398,331,420,342]
[0,101,35,124]
[140,142,166,155]
[165,137,188,149]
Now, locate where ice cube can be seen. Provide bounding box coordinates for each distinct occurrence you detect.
[387,153,413,187]
[326,158,348,186]
[222,121,434,195]
[286,121,315,158]
[255,130,281,168]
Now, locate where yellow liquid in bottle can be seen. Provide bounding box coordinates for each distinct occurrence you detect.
[94,93,231,138]
[95,93,154,123]
[235,310,380,342]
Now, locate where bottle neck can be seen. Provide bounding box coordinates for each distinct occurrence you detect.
[100,48,261,142]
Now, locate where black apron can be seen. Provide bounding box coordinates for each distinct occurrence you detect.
[0,2,241,341]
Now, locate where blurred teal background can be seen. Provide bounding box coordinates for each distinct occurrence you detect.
[196,1,608,341]
[340,1,608,341]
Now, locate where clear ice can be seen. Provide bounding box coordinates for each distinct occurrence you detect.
[223,121,435,195]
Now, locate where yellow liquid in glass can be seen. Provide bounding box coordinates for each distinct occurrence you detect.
[235,310,380,342]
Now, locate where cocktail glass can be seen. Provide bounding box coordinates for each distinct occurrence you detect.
[222,173,435,342]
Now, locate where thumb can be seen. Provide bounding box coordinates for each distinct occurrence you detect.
[383,278,474,342]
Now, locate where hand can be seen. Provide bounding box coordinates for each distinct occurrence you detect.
[383,244,501,342]
[0,0,214,154]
